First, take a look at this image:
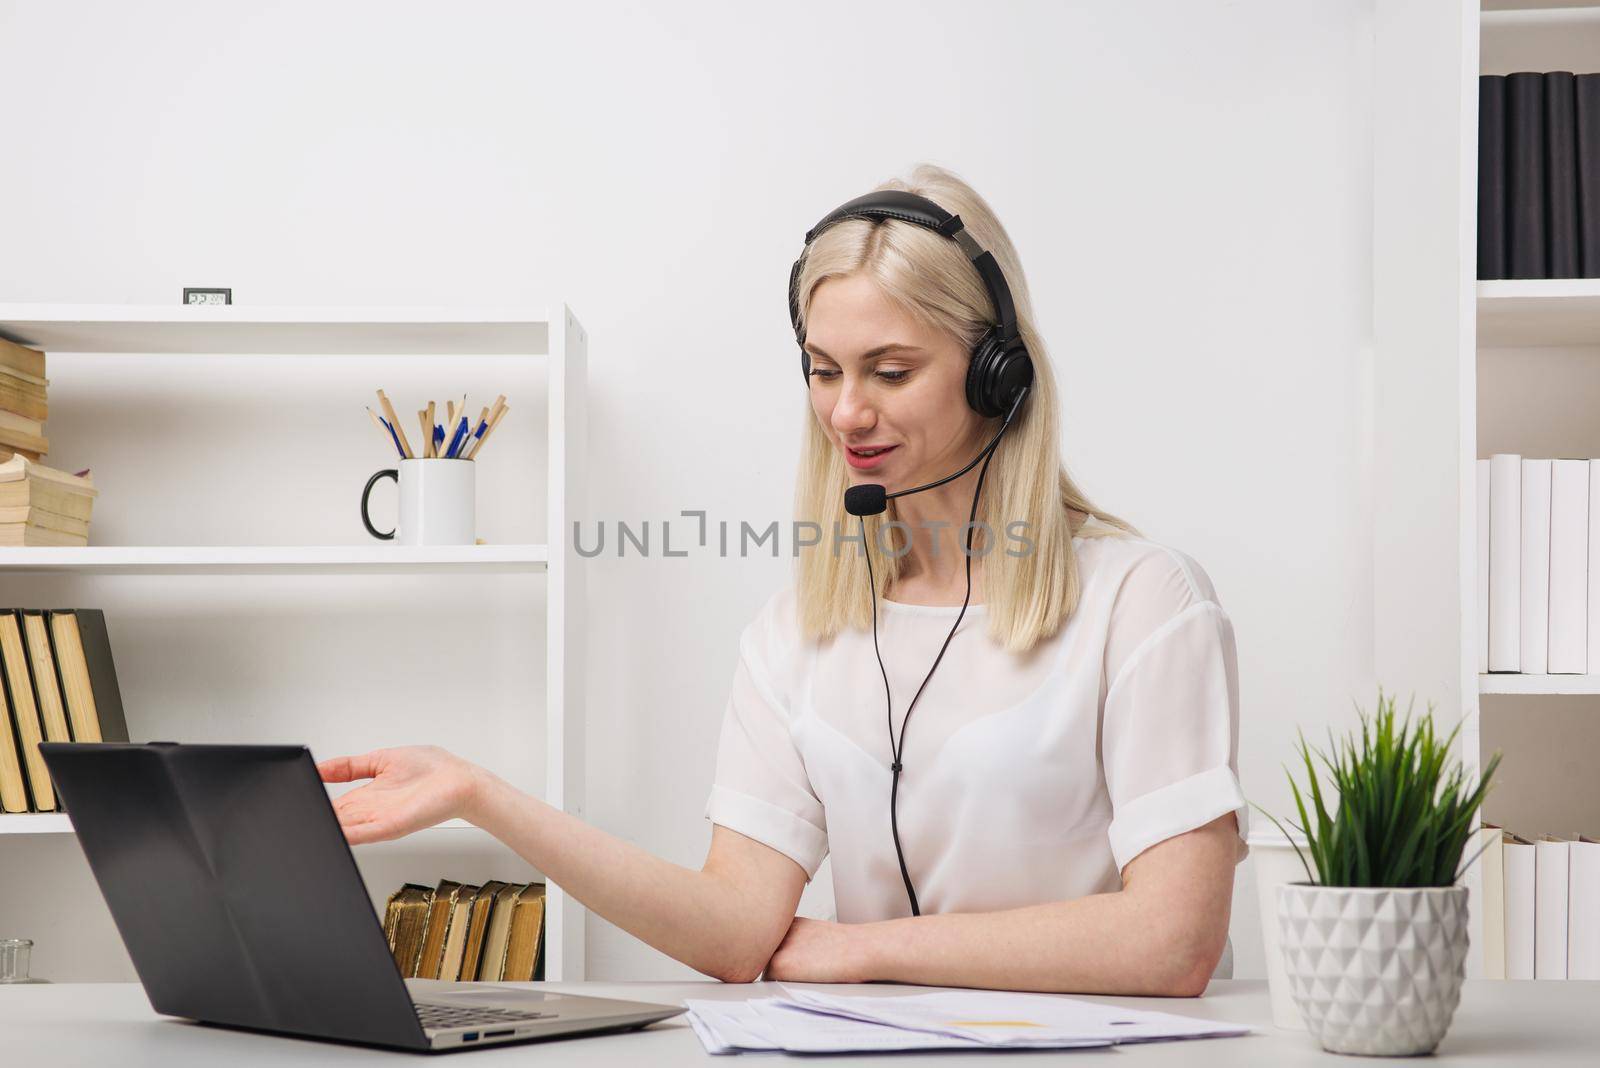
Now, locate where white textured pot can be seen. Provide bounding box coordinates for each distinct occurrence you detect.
[1276,883,1468,1056]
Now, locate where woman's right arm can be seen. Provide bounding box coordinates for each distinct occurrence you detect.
[317,746,806,984]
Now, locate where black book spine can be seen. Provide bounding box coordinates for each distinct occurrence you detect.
[1479,75,1509,280]
[1578,74,1600,278]
[64,609,128,743]
[1507,71,1548,279]
[1546,72,1579,279]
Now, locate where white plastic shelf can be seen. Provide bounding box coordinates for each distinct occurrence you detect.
[0,544,548,575]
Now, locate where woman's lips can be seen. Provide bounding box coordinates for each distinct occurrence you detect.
[845,444,898,471]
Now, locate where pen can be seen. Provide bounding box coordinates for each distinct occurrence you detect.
[367,406,407,459]
[444,416,470,459]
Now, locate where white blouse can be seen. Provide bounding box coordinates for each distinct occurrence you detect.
[703,519,1249,923]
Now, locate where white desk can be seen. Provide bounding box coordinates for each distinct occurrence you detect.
[1,980,1595,1064]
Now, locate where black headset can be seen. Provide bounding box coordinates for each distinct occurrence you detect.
[789,189,1034,419]
[787,189,1036,916]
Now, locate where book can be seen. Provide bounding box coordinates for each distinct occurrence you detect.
[1478,458,1490,673]
[438,884,481,981]
[501,883,547,982]
[1547,459,1588,673]
[460,879,508,982]
[0,524,87,547]
[1571,836,1600,981]
[1536,836,1571,979]
[0,507,88,537]
[415,879,463,981]
[1480,826,1506,981]
[1578,74,1600,278]
[0,337,45,380]
[0,658,27,813]
[0,424,48,458]
[477,882,525,981]
[1505,834,1537,980]
[0,476,94,522]
[0,455,93,494]
[0,384,46,423]
[382,883,435,978]
[0,410,44,442]
[47,610,127,743]
[1545,72,1579,278]
[1479,75,1508,280]
[20,612,71,745]
[1490,454,1522,671]
[0,611,53,810]
[1521,458,1553,673]
[1508,72,1548,279]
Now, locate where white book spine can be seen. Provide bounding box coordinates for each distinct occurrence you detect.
[1489,454,1522,671]
[1478,459,1491,674]
[1505,840,1537,980]
[1548,460,1589,673]
[1571,839,1600,981]
[1589,462,1600,673]
[1521,459,1553,674]
[1482,827,1506,980]
[1535,838,1571,979]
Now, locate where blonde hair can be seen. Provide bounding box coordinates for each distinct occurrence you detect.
[792,163,1139,653]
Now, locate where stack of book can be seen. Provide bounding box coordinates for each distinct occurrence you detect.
[383,879,545,982]
[1476,454,1600,674]
[0,609,126,814]
[0,337,49,463]
[0,455,96,546]
[1477,826,1600,980]
[1477,72,1600,279]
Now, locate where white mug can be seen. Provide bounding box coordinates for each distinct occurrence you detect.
[361,458,475,546]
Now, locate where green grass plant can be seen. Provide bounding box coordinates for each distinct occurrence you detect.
[1257,688,1500,887]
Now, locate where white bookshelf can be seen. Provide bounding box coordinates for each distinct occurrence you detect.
[1451,1,1600,978]
[0,303,588,981]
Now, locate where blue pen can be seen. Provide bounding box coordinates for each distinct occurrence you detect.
[444,416,470,458]
[434,425,445,455]
[462,420,488,459]
[379,416,405,459]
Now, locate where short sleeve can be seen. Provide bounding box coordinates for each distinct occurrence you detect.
[1100,549,1248,873]
[703,589,829,880]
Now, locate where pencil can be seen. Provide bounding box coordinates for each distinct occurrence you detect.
[466,403,509,460]
[376,389,414,458]
[425,401,436,457]
[418,410,431,458]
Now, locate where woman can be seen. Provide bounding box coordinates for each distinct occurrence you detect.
[319,163,1247,996]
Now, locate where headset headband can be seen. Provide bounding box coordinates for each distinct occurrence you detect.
[787,189,1019,347]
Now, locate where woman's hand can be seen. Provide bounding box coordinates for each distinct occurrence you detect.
[316,745,484,845]
[761,916,876,984]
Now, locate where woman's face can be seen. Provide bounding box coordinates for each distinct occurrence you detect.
[804,273,987,490]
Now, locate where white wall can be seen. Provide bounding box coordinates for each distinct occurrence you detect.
[0,0,1377,982]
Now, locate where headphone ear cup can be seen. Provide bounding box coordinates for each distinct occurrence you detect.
[800,348,810,386]
[966,333,1035,418]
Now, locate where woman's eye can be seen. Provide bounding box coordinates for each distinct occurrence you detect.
[809,368,840,380]
[877,369,910,383]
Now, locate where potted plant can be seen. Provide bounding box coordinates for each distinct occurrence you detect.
[1258,689,1499,1056]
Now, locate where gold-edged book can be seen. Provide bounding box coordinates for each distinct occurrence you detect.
[459,879,508,981]
[382,883,434,978]
[415,879,462,980]
[0,611,53,810]
[437,884,481,981]
[475,883,525,981]
[501,883,546,982]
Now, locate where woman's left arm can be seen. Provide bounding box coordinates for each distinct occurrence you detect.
[764,811,1239,996]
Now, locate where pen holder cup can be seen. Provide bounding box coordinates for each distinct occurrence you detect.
[361,459,475,546]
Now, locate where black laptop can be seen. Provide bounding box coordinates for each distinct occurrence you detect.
[40,741,685,1052]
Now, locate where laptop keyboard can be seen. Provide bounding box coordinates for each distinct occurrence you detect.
[415,1002,554,1030]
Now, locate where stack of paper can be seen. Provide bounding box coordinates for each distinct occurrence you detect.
[683,986,1249,1055]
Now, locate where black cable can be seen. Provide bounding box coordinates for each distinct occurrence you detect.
[861,439,1000,917]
